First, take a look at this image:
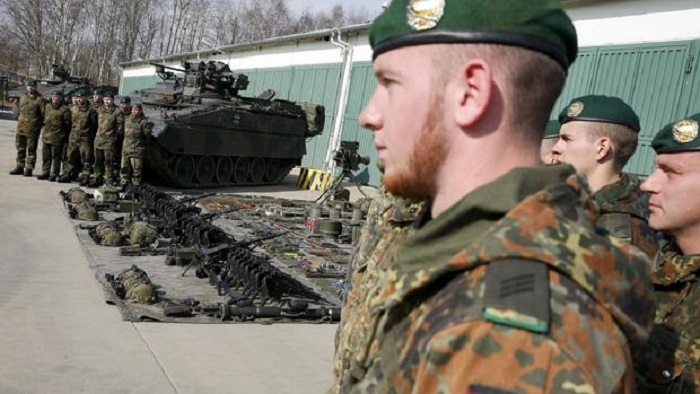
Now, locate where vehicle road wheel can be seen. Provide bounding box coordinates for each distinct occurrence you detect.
[250,157,266,184]
[174,155,195,185]
[264,158,285,183]
[195,156,215,184]
[233,157,250,184]
[215,157,233,185]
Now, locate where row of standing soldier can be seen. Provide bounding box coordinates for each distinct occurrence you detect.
[8,79,153,189]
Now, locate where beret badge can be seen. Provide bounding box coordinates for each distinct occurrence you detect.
[567,102,584,118]
[407,0,445,31]
[672,119,699,144]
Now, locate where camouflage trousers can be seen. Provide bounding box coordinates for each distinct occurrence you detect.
[113,135,123,174]
[63,141,93,177]
[94,148,114,183]
[40,142,64,176]
[120,156,144,187]
[15,132,39,170]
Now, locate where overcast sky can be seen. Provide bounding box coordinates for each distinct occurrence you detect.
[287,0,386,19]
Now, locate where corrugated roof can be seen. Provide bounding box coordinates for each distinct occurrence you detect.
[120,23,370,68]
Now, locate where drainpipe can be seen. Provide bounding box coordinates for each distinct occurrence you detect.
[322,29,354,179]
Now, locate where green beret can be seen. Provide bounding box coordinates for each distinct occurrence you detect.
[651,113,700,153]
[51,90,62,96]
[26,78,37,87]
[558,95,640,132]
[120,96,131,104]
[369,0,578,70]
[544,119,560,139]
[93,89,103,96]
[133,103,143,110]
[104,92,114,99]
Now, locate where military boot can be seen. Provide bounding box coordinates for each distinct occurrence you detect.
[23,168,33,177]
[36,173,49,180]
[49,174,57,182]
[9,167,23,175]
[87,177,101,188]
[79,175,89,187]
[58,174,72,183]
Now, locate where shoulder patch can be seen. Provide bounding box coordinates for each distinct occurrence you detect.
[482,259,550,334]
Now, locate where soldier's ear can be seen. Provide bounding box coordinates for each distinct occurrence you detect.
[596,137,612,160]
[452,59,493,129]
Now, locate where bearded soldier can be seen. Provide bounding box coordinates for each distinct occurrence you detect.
[120,104,152,189]
[333,1,655,392]
[89,93,123,187]
[59,93,98,185]
[36,90,71,181]
[9,78,45,177]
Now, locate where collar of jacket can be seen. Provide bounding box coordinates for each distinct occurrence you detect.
[653,242,700,286]
[593,173,650,219]
[370,164,653,342]
[390,164,577,276]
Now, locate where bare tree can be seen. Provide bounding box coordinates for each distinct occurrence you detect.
[0,0,370,84]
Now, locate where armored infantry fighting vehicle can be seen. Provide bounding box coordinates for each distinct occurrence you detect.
[6,64,117,105]
[136,60,325,188]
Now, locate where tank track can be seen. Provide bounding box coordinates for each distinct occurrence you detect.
[146,146,298,188]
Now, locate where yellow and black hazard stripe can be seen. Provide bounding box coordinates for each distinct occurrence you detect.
[297,168,332,191]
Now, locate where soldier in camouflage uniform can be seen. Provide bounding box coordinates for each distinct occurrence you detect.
[59,94,80,176]
[36,90,71,181]
[114,96,132,176]
[89,93,124,187]
[333,1,655,392]
[634,113,700,393]
[9,78,45,177]
[552,95,660,257]
[92,89,104,110]
[120,104,152,188]
[330,190,423,391]
[59,93,98,185]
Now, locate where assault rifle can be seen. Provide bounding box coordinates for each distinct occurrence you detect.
[181,231,288,277]
[164,298,341,322]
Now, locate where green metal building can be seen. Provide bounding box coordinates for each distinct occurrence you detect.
[120,0,700,186]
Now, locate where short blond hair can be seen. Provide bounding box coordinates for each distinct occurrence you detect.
[430,44,566,147]
[585,122,639,171]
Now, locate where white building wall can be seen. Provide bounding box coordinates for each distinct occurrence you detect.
[568,0,700,47]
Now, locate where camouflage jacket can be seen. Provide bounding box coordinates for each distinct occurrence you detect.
[41,104,71,144]
[94,105,124,149]
[122,114,152,157]
[594,173,661,257]
[634,243,700,393]
[344,165,654,394]
[330,191,424,393]
[16,92,45,135]
[69,104,98,144]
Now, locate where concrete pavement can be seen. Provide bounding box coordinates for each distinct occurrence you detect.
[0,120,340,393]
